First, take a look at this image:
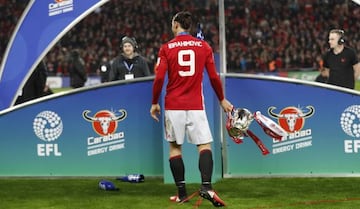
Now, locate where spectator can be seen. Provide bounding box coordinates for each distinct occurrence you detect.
[68,49,87,88]
[15,60,52,105]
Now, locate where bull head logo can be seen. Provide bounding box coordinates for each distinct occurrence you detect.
[268,106,314,133]
[83,109,127,136]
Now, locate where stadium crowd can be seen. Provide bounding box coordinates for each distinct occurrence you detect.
[1,0,359,77]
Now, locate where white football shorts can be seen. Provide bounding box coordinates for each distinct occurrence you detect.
[164,110,213,145]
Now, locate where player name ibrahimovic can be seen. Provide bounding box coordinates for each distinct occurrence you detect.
[168,40,202,49]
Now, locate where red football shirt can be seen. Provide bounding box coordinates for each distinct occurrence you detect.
[152,34,224,110]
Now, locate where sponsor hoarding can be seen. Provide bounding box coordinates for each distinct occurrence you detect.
[0,80,163,176]
[225,75,360,176]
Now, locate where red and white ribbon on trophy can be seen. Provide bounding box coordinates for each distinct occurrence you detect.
[226,108,288,155]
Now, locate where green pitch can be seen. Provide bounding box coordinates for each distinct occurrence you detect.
[355,80,360,91]
[1,177,360,209]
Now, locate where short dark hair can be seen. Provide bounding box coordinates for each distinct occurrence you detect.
[173,11,192,30]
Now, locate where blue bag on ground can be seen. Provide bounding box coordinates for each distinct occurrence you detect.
[99,180,119,191]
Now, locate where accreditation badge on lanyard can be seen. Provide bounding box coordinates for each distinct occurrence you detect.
[124,61,134,80]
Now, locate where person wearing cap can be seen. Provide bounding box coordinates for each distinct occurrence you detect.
[109,36,151,81]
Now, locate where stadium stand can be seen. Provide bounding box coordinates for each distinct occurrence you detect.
[1,0,359,76]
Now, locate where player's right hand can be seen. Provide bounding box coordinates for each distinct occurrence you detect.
[150,104,161,122]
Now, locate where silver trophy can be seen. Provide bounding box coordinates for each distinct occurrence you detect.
[226,107,287,156]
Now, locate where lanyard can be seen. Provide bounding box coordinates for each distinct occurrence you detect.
[123,61,133,73]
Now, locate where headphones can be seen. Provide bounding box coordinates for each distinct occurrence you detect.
[120,36,138,49]
[335,29,345,45]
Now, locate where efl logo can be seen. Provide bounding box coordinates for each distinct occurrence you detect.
[33,111,63,157]
[267,106,315,154]
[341,105,360,153]
[48,0,74,17]
[83,109,127,156]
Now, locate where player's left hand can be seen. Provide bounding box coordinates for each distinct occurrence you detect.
[220,99,233,113]
[150,104,161,122]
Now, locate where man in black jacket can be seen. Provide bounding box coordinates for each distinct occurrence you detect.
[15,61,52,105]
[109,36,151,81]
[68,49,87,88]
